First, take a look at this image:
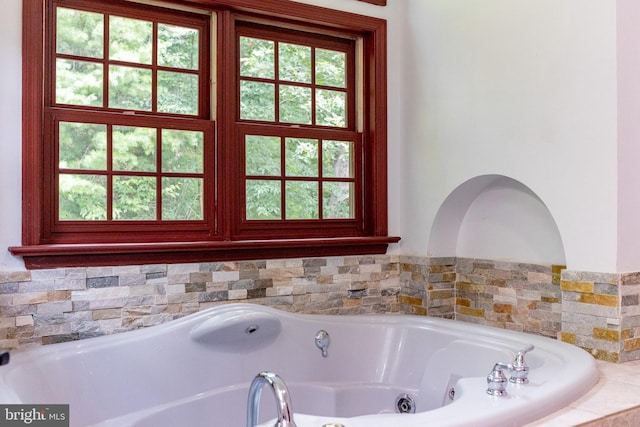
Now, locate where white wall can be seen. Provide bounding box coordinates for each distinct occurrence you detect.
[616,0,640,273]
[455,177,566,265]
[402,0,619,272]
[0,0,24,270]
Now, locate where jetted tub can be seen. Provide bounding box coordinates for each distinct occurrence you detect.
[0,303,597,427]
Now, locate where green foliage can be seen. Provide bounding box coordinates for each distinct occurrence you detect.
[246,136,281,176]
[112,126,156,172]
[316,49,346,87]
[323,182,353,219]
[316,89,346,127]
[240,37,274,78]
[246,180,281,220]
[162,129,203,173]
[56,8,104,58]
[108,65,152,110]
[109,16,152,64]
[279,85,311,124]
[59,122,107,170]
[158,71,198,115]
[322,140,353,178]
[240,81,275,121]
[279,43,311,83]
[56,59,103,106]
[286,138,318,177]
[162,178,203,220]
[158,24,199,70]
[59,174,107,220]
[113,176,156,220]
[286,181,318,219]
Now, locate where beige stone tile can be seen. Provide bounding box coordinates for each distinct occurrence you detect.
[526,407,601,426]
[596,360,640,386]
[569,381,640,418]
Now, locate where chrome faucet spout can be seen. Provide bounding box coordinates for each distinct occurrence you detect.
[247,371,297,427]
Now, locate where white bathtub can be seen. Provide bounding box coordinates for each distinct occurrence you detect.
[0,303,597,427]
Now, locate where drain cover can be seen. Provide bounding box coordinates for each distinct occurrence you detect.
[395,393,416,414]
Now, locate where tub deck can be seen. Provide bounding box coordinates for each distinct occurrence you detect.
[526,359,640,426]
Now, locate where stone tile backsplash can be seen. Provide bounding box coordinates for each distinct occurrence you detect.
[1,255,639,363]
[0,256,402,350]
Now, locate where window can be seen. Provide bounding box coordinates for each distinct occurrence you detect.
[234,23,361,239]
[46,1,213,244]
[14,0,397,268]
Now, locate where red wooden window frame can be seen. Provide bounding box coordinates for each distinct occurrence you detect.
[12,0,398,268]
[358,0,387,5]
[232,22,362,239]
[45,0,215,244]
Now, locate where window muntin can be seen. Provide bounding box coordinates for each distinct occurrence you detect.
[50,1,211,232]
[237,23,359,232]
[54,5,202,115]
[56,118,206,222]
[244,135,355,221]
[238,28,351,129]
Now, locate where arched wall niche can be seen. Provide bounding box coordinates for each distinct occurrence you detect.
[428,175,566,265]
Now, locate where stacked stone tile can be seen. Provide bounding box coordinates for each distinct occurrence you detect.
[2,255,640,363]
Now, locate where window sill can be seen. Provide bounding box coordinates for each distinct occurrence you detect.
[9,236,401,269]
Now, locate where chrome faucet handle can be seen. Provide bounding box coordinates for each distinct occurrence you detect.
[510,344,534,384]
[315,330,330,357]
[487,362,512,396]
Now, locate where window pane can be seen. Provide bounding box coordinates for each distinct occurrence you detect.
[240,37,274,79]
[109,65,152,110]
[246,135,281,176]
[286,181,318,219]
[109,16,152,64]
[285,138,318,177]
[158,24,199,70]
[316,49,346,88]
[59,122,107,170]
[112,126,156,172]
[158,71,198,115]
[323,182,353,219]
[246,180,281,220]
[113,176,156,220]
[279,85,311,124]
[316,89,346,127]
[279,43,311,83]
[240,81,275,121]
[59,174,107,220]
[162,177,203,220]
[322,140,353,178]
[56,7,104,59]
[56,59,103,107]
[161,129,203,173]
